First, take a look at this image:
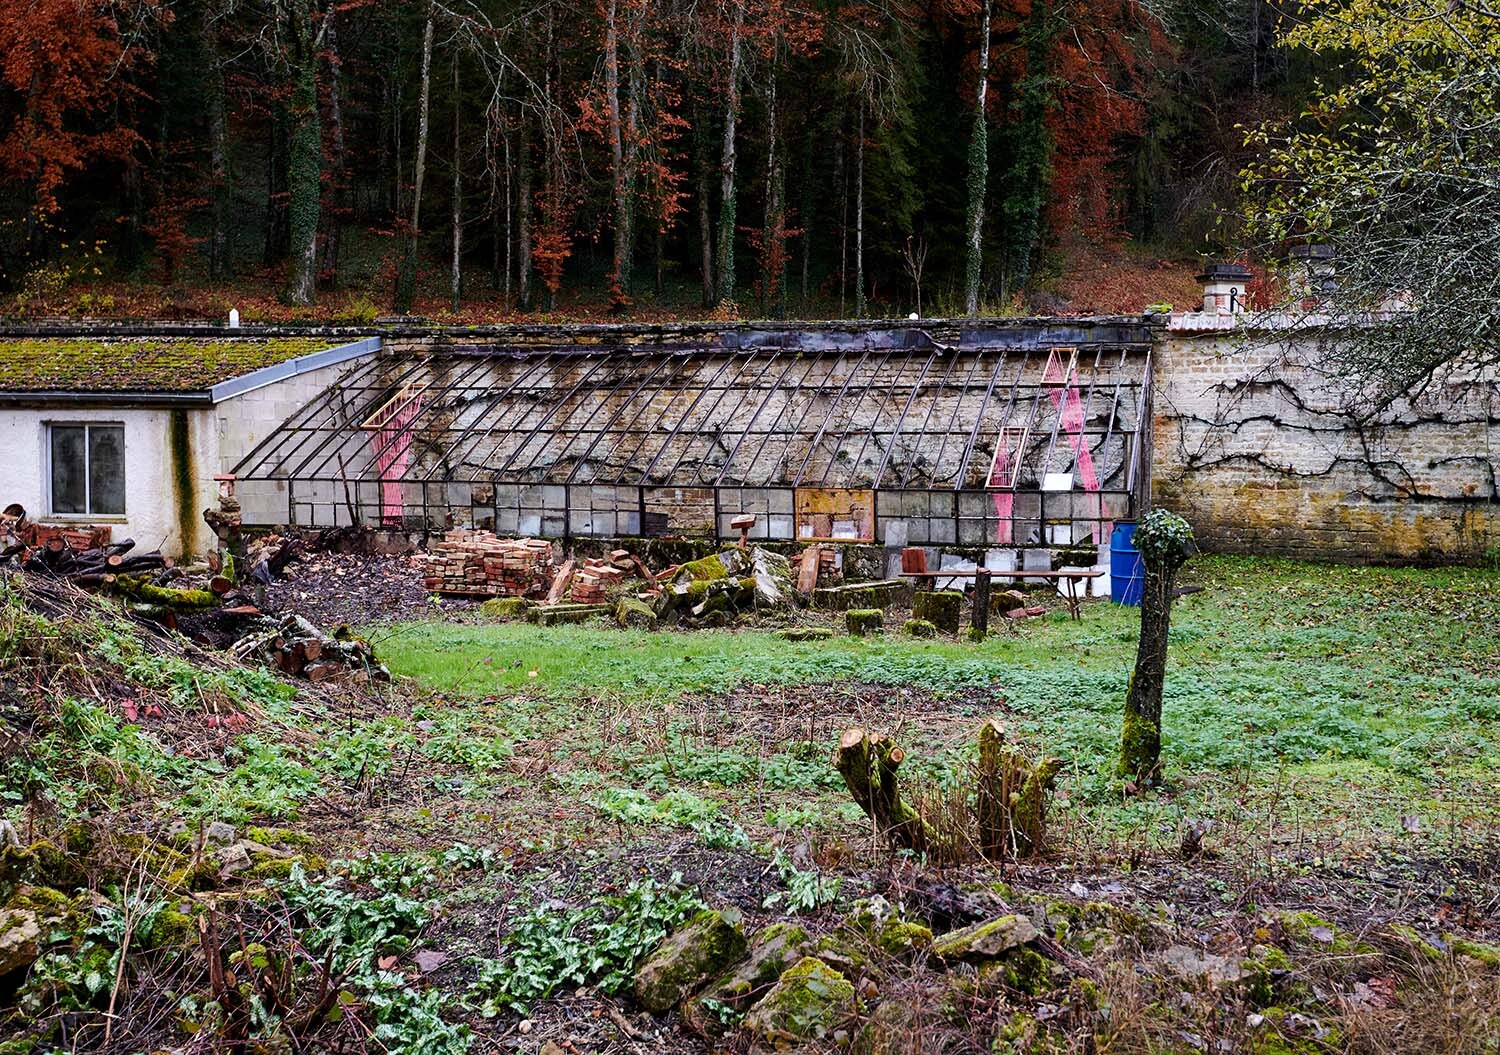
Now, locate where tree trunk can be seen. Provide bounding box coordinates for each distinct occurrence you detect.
[963,0,991,315]
[713,0,743,308]
[696,109,714,307]
[604,0,632,308]
[517,111,533,311]
[854,102,866,319]
[394,5,435,314]
[835,727,930,852]
[1119,560,1178,786]
[285,0,322,306]
[1002,0,1053,296]
[451,55,462,313]
[321,5,348,287]
[799,127,813,309]
[206,39,230,281]
[976,718,1061,860]
[763,63,779,316]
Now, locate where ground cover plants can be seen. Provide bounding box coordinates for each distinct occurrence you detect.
[1,555,1496,1053]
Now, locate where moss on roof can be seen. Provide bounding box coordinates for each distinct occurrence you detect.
[0,336,347,393]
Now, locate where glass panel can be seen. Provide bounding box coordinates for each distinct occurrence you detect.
[88,426,126,515]
[50,426,86,514]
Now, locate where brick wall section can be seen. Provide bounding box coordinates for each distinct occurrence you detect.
[1153,322,1499,562]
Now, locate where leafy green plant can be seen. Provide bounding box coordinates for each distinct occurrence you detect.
[468,874,704,1015]
[762,850,841,912]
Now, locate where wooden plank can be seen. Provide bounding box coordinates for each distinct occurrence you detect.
[797,545,822,598]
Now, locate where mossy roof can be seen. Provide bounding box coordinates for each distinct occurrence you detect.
[0,336,347,394]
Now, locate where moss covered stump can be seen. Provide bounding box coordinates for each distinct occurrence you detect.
[634,909,748,1014]
[776,626,836,642]
[913,590,963,634]
[845,609,884,637]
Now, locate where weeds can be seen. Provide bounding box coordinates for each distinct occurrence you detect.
[469,874,704,1014]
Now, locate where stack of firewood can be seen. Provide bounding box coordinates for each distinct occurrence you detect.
[231,614,390,683]
[3,529,169,588]
[422,531,555,597]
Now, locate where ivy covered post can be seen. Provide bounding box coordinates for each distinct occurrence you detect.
[1119,510,1194,789]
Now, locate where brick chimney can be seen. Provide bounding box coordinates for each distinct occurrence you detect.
[1288,244,1336,299]
[1196,262,1255,314]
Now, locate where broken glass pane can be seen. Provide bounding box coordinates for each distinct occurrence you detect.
[50,426,86,514]
[89,426,126,515]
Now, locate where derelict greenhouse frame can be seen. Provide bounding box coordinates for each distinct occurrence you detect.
[232,322,1153,548]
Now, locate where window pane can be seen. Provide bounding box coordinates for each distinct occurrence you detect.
[50,426,86,514]
[88,426,126,515]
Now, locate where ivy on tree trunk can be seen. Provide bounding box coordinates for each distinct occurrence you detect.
[1119,510,1194,789]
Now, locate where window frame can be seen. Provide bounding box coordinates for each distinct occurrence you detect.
[46,421,128,519]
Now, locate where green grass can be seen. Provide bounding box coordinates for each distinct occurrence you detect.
[375,556,1500,805]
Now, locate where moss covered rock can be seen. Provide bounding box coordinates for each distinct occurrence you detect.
[616,597,658,629]
[845,609,884,637]
[743,956,856,1046]
[686,922,811,1035]
[930,914,1039,965]
[634,908,749,1014]
[0,906,41,976]
[902,618,937,638]
[912,590,963,634]
[479,597,531,620]
[842,896,932,959]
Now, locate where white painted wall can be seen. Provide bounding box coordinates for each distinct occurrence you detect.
[0,405,220,557]
[1,346,379,557]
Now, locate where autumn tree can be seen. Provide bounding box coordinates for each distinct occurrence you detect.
[0,0,157,277]
[1241,0,1500,403]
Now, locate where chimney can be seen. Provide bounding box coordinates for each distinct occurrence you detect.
[1288,243,1336,299]
[1196,262,1255,314]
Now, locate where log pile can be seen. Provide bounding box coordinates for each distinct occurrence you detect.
[421,531,554,597]
[231,614,390,683]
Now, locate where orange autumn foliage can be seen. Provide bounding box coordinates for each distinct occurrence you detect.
[0,0,164,217]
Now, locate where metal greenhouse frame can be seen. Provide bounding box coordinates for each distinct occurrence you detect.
[233,323,1153,547]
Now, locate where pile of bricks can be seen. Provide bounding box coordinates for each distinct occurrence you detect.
[569,550,644,604]
[423,531,554,597]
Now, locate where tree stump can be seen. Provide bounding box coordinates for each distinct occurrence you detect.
[834,728,930,852]
[976,718,1061,860]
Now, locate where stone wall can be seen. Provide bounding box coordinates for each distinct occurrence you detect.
[1152,317,1500,563]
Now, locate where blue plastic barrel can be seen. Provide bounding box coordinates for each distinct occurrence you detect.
[1110,521,1145,606]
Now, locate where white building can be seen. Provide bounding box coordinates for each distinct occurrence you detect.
[0,333,378,557]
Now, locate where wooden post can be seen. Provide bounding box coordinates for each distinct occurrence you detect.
[972,567,991,638]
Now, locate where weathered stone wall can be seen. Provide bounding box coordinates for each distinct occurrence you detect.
[1152,319,1499,563]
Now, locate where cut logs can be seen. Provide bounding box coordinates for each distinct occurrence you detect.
[231,614,390,682]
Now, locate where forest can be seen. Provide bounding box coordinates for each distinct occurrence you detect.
[0,0,1293,319]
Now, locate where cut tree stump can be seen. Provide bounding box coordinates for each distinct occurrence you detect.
[976,718,1061,860]
[834,727,930,852]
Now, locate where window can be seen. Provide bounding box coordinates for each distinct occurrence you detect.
[49,424,125,516]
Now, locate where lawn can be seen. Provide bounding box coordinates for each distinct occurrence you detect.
[372,555,1500,832]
